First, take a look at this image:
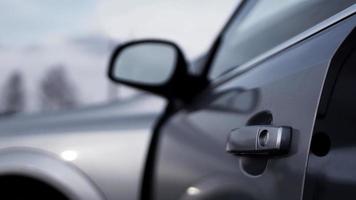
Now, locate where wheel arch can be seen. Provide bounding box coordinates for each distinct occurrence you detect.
[0,147,105,200]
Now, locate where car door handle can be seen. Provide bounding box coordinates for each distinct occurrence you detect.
[226,126,292,156]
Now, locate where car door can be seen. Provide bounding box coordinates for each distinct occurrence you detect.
[149,1,356,200]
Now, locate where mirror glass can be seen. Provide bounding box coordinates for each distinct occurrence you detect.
[112,42,177,85]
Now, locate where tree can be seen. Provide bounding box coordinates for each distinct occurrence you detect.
[40,65,79,111]
[1,71,25,115]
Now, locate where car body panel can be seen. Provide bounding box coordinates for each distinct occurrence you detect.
[0,95,166,200]
[152,12,356,200]
[0,148,104,200]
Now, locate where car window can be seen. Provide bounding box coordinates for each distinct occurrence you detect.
[209,0,355,79]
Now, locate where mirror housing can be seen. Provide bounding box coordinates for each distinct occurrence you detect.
[108,39,208,102]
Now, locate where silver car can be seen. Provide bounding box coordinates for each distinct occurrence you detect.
[0,1,355,200]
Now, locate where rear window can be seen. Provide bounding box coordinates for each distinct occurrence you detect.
[210,0,355,79]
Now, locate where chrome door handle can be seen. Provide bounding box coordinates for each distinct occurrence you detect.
[226,126,292,156]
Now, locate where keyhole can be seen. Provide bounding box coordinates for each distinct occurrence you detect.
[259,130,269,147]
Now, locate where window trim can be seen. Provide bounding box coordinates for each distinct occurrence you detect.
[210,4,356,88]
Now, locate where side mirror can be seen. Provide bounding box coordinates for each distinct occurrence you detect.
[108,39,207,102]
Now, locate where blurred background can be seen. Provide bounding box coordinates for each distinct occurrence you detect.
[0,0,237,116]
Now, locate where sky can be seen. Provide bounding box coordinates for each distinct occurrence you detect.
[0,0,238,113]
[98,0,238,59]
[0,0,238,58]
[0,0,99,45]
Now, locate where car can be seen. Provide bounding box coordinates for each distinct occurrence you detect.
[0,1,355,200]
